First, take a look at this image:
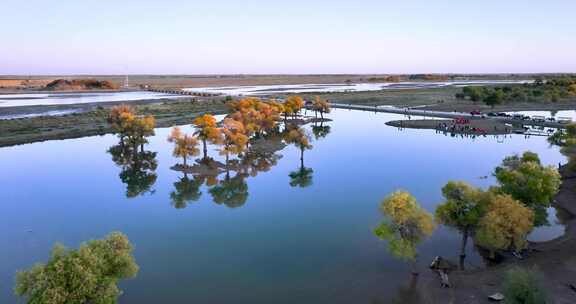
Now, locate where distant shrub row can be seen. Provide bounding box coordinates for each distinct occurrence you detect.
[456,77,576,107]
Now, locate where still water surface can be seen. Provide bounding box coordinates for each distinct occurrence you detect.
[0,91,183,108]
[0,109,565,303]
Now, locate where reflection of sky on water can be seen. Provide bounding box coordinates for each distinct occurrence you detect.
[0,109,81,120]
[0,91,185,107]
[0,109,566,303]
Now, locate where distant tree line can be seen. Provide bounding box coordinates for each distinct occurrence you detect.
[456,77,576,107]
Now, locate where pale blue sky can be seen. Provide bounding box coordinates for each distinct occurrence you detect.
[1,0,575,74]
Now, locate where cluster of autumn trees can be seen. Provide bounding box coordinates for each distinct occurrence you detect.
[375,151,561,274]
[105,97,331,207]
[107,105,156,152]
[166,96,329,169]
[163,96,331,208]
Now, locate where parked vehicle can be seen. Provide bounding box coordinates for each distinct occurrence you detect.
[532,116,546,122]
[512,114,524,119]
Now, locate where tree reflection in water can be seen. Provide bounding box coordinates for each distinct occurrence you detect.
[209,172,249,208]
[289,166,313,188]
[312,122,331,140]
[166,122,332,207]
[169,149,284,209]
[170,173,203,209]
[108,143,158,198]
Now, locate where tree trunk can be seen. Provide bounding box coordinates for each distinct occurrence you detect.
[183,156,187,167]
[225,152,229,167]
[459,227,469,270]
[300,147,304,168]
[202,139,207,159]
[320,111,324,120]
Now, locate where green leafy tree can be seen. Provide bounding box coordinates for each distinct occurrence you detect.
[494,152,561,226]
[484,90,505,108]
[374,191,436,276]
[435,181,490,268]
[462,86,486,102]
[15,232,138,304]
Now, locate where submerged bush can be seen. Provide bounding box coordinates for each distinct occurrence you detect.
[503,267,547,304]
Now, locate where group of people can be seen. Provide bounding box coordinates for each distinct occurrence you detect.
[435,122,488,135]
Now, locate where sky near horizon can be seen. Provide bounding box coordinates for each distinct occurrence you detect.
[1,0,575,75]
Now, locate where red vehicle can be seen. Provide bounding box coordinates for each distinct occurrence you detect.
[453,117,470,124]
[470,110,481,115]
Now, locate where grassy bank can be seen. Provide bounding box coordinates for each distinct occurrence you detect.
[0,100,227,147]
[295,87,462,107]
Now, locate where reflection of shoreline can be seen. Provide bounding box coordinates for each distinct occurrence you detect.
[386,119,525,135]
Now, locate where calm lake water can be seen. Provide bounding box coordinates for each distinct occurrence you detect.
[0,91,183,108]
[0,109,565,303]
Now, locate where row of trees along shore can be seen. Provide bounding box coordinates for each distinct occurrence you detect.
[456,77,576,107]
[375,151,561,276]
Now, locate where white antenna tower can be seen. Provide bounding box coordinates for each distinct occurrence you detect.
[124,75,129,88]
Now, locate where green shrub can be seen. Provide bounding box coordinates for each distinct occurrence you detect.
[15,232,138,304]
[503,267,547,304]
